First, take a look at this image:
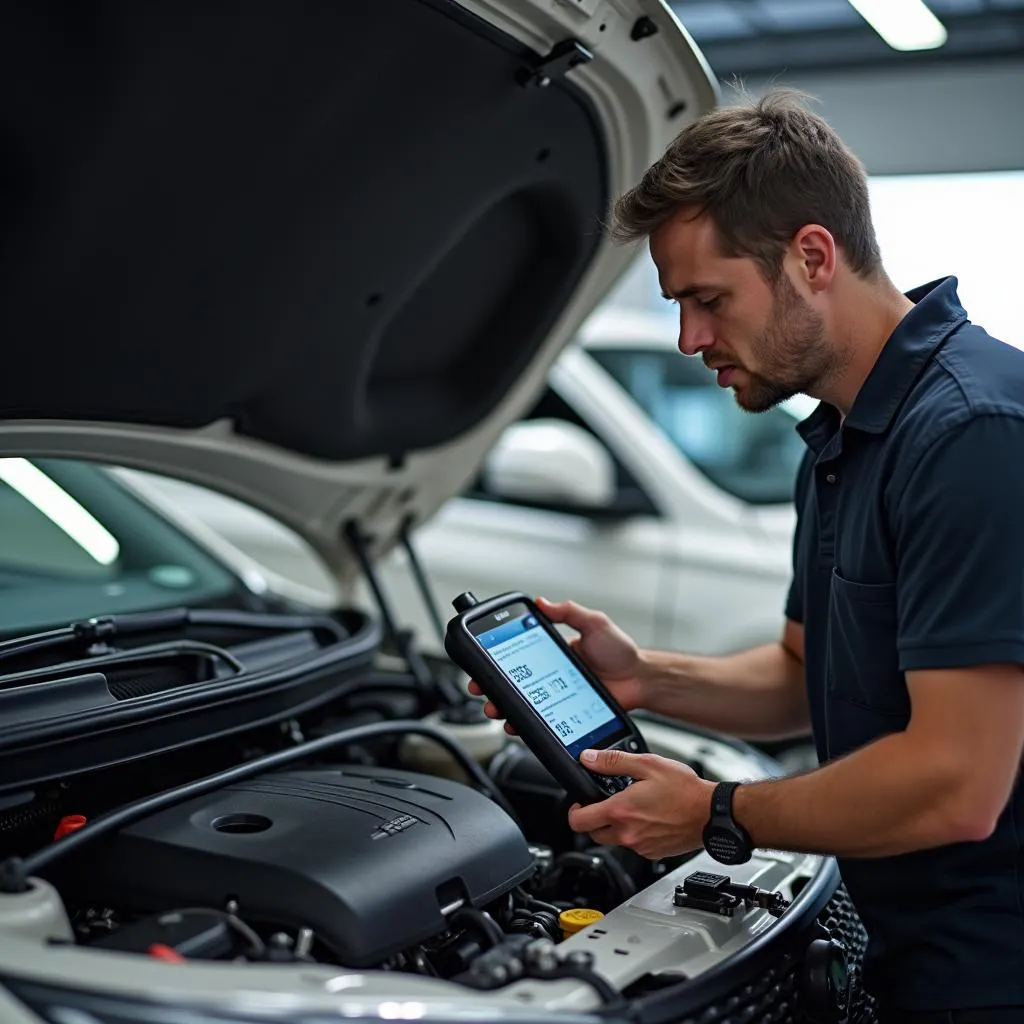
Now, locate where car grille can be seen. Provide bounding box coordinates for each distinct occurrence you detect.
[666,885,877,1024]
[0,797,63,834]
[106,655,217,700]
[822,886,878,1023]
[106,661,197,700]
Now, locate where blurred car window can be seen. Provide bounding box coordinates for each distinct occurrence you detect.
[588,348,806,506]
[0,459,240,636]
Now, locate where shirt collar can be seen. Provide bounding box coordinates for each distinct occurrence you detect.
[796,399,839,454]
[797,276,968,449]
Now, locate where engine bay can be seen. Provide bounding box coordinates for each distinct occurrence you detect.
[0,608,857,1022]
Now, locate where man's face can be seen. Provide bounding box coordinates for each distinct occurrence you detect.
[650,209,835,412]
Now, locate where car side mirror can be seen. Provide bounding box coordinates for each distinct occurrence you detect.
[482,419,616,512]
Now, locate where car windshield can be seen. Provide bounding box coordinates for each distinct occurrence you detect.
[0,458,241,637]
[588,347,808,505]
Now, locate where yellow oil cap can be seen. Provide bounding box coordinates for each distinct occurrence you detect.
[559,908,604,938]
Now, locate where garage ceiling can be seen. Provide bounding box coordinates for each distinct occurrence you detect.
[670,0,1024,76]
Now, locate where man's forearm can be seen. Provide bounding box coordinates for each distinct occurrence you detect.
[733,732,986,857]
[638,642,810,740]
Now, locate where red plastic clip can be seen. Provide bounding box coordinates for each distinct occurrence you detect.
[147,943,186,963]
[53,815,87,841]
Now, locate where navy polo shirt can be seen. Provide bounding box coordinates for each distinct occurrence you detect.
[786,278,1024,1010]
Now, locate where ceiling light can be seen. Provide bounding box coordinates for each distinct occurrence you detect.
[847,0,948,52]
[0,458,120,565]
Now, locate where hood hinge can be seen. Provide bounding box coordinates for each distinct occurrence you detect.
[517,38,593,88]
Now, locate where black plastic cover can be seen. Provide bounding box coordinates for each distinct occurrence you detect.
[69,767,534,966]
[0,1,606,462]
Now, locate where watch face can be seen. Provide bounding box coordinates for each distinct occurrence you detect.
[703,825,749,865]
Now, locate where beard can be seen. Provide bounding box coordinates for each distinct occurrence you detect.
[732,273,835,413]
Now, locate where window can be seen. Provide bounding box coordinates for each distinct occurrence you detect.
[589,349,806,505]
[0,459,242,637]
[868,171,1023,350]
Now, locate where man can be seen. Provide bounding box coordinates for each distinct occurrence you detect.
[469,89,1024,1020]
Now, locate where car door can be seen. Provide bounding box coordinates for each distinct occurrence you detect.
[405,383,669,650]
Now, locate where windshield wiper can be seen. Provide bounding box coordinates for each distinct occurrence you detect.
[0,608,349,667]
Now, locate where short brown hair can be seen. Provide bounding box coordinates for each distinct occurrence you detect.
[611,88,881,280]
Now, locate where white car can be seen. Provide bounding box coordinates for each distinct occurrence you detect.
[149,305,808,658]
[382,305,807,656]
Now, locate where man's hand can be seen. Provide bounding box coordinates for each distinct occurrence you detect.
[467,597,648,732]
[567,747,715,860]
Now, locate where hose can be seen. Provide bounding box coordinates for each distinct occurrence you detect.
[0,608,349,666]
[556,850,634,904]
[0,719,517,891]
[450,907,505,949]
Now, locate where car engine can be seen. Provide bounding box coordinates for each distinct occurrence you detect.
[0,624,875,1024]
[61,766,535,967]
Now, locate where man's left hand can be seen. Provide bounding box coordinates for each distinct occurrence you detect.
[568,748,717,859]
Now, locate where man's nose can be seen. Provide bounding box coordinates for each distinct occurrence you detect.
[678,310,714,356]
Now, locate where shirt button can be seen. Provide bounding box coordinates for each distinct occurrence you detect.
[826,473,837,484]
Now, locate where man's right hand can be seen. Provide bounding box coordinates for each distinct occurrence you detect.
[466,597,648,733]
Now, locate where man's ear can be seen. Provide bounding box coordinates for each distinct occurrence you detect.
[789,224,836,294]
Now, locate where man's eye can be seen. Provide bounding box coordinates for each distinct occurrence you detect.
[697,296,721,312]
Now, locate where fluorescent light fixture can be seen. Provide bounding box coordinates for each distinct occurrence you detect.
[847,0,947,51]
[0,458,120,565]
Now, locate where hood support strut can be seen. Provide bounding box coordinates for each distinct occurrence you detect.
[344,522,462,707]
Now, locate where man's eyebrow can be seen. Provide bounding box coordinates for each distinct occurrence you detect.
[660,284,719,301]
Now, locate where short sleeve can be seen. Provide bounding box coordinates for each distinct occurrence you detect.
[784,579,803,625]
[784,450,815,625]
[894,414,1024,671]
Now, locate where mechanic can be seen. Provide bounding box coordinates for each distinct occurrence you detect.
[470,89,1024,1022]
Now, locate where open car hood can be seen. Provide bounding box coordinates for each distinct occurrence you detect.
[0,0,715,582]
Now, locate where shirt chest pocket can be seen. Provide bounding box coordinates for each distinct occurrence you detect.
[826,569,910,759]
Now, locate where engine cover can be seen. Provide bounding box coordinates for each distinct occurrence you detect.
[75,767,534,966]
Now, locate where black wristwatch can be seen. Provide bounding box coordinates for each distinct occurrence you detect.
[703,781,753,865]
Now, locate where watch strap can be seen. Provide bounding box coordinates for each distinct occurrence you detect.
[703,780,752,865]
[711,780,741,821]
